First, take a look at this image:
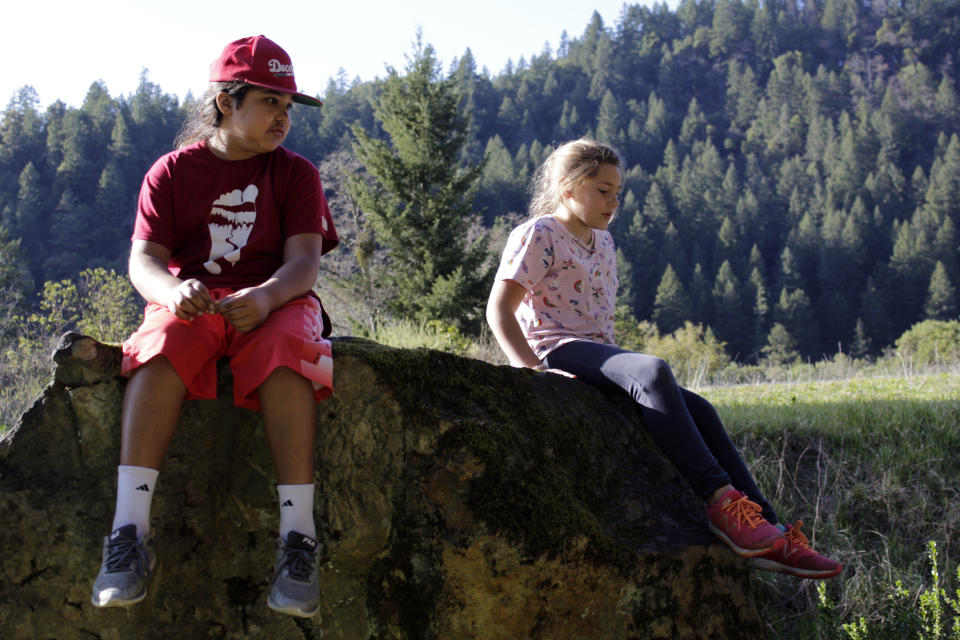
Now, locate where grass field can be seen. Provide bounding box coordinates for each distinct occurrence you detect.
[702,373,960,638]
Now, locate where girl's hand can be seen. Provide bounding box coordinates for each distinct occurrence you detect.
[167,278,215,320]
[216,287,272,333]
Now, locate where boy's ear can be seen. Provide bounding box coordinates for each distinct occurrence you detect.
[215,91,234,116]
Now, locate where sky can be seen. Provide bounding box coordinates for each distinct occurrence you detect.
[2,0,674,110]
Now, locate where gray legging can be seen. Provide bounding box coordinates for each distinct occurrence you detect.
[544,339,779,524]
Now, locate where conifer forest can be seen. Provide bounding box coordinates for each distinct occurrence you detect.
[1,0,959,363]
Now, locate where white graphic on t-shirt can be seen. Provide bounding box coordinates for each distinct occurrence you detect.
[204,184,258,274]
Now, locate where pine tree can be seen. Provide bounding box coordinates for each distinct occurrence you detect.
[0,225,32,331]
[725,61,761,132]
[748,264,769,358]
[850,318,872,359]
[749,1,779,64]
[858,273,892,351]
[774,286,820,358]
[44,188,99,281]
[94,160,132,261]
[13,161,47,278]
[616,248,637,312]
[712,260,749,358]
[689,262,713,327]
[0,87,46,180]
[762,322,800,366]
[924,261,958,320]
[348,36,489,331]
[479,135,525,220]
[922,134,960,226]
[889,218,932,334]
[678,98,708,154]
[595,90,623,147]
[641,92,669,169]
[710,0,751,58]
[934,77,960,129]
[623,182,671,315]
[653,264,692,334]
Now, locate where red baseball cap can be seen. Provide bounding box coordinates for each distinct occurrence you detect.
[209,35,323,107]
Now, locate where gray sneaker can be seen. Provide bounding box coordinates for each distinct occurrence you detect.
[91,524,156,607]
[267,530,321,618]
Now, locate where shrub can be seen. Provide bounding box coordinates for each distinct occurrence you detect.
[896,320,960,369]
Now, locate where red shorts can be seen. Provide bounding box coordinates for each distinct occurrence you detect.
[121,290,333,410]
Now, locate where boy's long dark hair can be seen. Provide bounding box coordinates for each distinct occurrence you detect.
[174,81,253,149]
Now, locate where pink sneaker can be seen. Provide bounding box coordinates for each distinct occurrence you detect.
[707,489,786,557]
[750,520,843,579]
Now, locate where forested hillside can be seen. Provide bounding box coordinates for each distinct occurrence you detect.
[1,0,959,362]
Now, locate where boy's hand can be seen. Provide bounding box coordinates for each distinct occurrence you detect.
[167,279,215,320]
[216,287,272,333]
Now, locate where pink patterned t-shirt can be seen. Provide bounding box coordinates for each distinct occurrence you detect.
[495,216,619,358]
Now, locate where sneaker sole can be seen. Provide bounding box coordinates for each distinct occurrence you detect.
[267,596,321,618]
[709,523,787,558]
[91,587,148,608]
[750,557,843,579]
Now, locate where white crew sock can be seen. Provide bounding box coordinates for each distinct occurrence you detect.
[277,484,316,540]
[111,465,159,536]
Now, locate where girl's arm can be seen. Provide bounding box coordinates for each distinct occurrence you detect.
[486,279,543,368]
[129,239,216,320]
[216,232,325,333]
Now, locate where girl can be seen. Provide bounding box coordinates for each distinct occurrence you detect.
[486,138,841,580]
[91,35,338,617]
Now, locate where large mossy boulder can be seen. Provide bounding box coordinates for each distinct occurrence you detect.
[0,332,763,639]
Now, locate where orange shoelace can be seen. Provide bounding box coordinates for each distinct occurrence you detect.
[720,495,766,530]
[787,520,813,550]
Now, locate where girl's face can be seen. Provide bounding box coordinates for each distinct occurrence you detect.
[215,88,294,160]
[557,162,623,239]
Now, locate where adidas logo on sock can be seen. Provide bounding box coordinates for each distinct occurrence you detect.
[281,499,294,507]
[136,484,151,492]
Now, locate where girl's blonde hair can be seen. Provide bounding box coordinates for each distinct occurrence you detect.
[528,138,623,218]
[173,81,253,149]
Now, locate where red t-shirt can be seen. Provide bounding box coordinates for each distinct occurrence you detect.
[133,139,338,291]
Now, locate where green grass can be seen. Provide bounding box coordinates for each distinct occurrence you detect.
[701,373,960,639]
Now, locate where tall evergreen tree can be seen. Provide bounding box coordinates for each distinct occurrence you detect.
[774,286,820,358]
[348,36,489,331]
[12,161,46,277]
[850,318,871,360]
[595,89,623,147]
[652,264,692,334]
[478,135,525,220]
[710,0,751,58]
[0,225,32,330]
[689,262,713,327]
[924,260,958,320]
[748,265,770,359]
[712,260,749,357]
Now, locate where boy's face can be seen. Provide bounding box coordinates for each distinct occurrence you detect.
[219,87,294,159]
